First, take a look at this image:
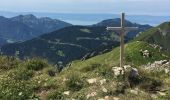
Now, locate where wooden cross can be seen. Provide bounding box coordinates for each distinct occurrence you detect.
[107,13,138,70]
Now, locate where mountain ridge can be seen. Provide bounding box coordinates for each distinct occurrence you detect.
[134,22,170,50]
[0,14,72,46]
[0,19,152,65]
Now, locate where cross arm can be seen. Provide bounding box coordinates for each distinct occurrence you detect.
[106,27,122,31]
[124,27,138,31]
[106,27,138,31]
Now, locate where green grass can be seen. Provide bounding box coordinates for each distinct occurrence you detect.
[0,41,170,99]
[134,22,170,50]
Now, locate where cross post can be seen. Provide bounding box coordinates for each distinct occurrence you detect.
[107,13,138,72]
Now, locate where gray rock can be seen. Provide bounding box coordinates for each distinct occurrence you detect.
[129,68,139,78]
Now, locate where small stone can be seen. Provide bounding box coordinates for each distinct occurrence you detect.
[142,50,150,58]
[18,92,22,96]
[44,83,47,86]
[165,69,169,74]
[38,81,41,84]
[130,89,138,95]
[104,96,109,100]
[87,78,97,84]
[124,65,131,70]
[63,91,70,96]
[102,87,108,93]
[63,77,68,82]
[100,79,106,85]
[45,78,48,81]
[113,97,120,100]
[158,92,166,96]
[112,67,124,76]
[151,94,158,99]
[86,92,97,99]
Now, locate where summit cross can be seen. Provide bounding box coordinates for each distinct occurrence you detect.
[106,13,138,70]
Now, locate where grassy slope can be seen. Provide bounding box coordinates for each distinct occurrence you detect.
[70,41,169,69]
[134,22,170,50]
[0,41,170,100]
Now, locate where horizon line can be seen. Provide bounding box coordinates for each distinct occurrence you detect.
[0,10,170,17]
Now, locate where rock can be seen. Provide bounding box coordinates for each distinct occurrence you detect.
[129,68,139,78]
[112,67,124,76]
[87,78,97,84]
[38,81,41,84]
[144,60,170,73]
[124,65,131,70]
[158,92,166,96]
[140,49,150,58]
[112,65,135,77]
[113,97,120,100]
[86,92,97,99]
[100,79,107,85]
[104,96,109,100]
[155,60,168,67]
[165,69,170,74]
[18,92,22,96]
[151,94,158,99]
[98,98,104,100]
[143,50,150,58]
[102,87,108,93]
[63,91,70,96]
[130,89,138,95]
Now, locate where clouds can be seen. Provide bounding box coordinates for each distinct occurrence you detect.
[0,0,169,15]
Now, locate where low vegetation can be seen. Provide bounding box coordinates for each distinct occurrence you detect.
[0,41,170,99]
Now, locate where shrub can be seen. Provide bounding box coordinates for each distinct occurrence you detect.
[25,58,48,71]
[96,65,114,79]
[140,77,162,92]
[8,68,34,80]
[0,56,19,70]
[115,82,127,94]
[73,91,87,100]
[46,90,64,100]
[131,68,163,92]
[0,78,33,100]
[66,72,85,91]
[81,63,101,72]
[47,69,56,77]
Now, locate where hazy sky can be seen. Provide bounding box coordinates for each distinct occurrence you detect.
[0,0,169,15]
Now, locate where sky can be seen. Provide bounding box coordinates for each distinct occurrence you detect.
[0,0,169,15]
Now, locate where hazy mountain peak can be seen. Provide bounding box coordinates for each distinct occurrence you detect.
[23,14,37,19]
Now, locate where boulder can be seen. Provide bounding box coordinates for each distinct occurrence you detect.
[129,68,139,78]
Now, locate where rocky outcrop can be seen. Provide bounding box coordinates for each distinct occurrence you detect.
[112,65,132,77]
[143,60,170,73]
[140,49,150,58]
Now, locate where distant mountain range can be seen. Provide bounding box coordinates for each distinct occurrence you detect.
[94,18,152,38]
[0,18,151,64]
[0,14,71,46]
[1,11,170,25]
